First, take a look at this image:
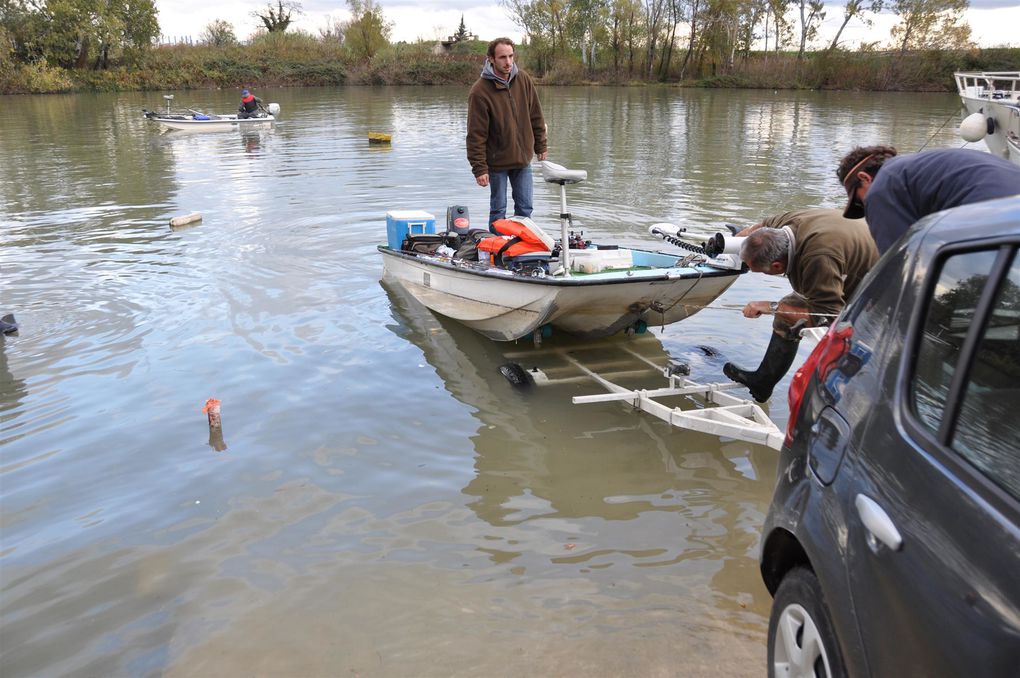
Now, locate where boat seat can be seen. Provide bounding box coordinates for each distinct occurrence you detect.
[541,161,587,185]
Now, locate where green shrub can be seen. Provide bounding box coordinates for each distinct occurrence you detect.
[5,62,74,93]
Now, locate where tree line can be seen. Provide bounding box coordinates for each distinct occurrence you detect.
[0,0,1015,94]
[500,0,977,80]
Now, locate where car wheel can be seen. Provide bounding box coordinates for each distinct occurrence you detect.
[768,567,846,678]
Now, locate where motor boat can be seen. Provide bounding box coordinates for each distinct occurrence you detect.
[955,71,1020,165]
[143,94,281,132]
[378,161,746,343]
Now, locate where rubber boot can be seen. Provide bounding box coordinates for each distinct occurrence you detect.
[723,332,800,403]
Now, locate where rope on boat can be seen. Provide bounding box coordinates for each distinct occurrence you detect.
[918,109,964,152]
[679,302,841,318]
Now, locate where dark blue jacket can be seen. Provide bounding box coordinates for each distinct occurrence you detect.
[864,148,1020,253]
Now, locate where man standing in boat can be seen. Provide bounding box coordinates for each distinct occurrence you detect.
[238,88,263,119]
[838,145,1020,254]
[723,208,878,403]
[467,38,548,231]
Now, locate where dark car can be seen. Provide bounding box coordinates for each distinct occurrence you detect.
[759,195,1020,677]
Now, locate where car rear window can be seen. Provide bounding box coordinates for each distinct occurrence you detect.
[913,248,1020,502]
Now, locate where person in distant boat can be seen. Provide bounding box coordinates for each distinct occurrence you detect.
[723,208,878,403]
[467,37,548,231]
[237,88,263,119]
[837,146,1020,254]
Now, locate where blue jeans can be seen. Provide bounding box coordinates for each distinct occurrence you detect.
[488,165,534,232]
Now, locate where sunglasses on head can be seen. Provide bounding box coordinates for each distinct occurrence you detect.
[841,154,875,219]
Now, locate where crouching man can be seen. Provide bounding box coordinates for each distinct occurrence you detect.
[723,208,878,402]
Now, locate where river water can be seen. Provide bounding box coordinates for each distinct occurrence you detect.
[0,85,962,676]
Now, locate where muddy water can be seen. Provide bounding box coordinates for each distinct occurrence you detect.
[0,85,961,676]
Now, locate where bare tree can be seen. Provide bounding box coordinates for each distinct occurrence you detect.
[890,0,972,56]
[252,0,303,33]
[643,0,667,78]
[319,15,345,43]
[796,0,824,59]
[826,0,883,51]
[200,19,237,46]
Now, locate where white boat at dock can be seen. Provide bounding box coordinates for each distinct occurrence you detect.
[378,161,745,343]
[955,71,1020,165]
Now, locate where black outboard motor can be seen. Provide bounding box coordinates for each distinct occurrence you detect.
[446,205,470,236]
[444,205,488,261]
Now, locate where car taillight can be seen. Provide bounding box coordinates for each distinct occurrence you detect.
[784,323,854,446]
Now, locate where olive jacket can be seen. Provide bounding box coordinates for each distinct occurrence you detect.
[760,208,879,321]
[466,65,547,177]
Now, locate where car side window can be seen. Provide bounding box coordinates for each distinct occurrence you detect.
[951,252,1020,501]
[912,250,999,435]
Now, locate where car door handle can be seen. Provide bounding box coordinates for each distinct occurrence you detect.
[855,494,903,552]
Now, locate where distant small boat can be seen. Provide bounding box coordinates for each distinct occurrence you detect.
[368,132,392,144]
[143,95,281,132]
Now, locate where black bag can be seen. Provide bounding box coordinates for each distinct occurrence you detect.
[401,234,445,255]
[451,229,492,261]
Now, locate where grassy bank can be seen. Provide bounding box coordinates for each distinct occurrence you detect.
[1,33,1017,95]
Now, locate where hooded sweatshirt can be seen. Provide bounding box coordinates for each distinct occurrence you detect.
[466,59,547,176]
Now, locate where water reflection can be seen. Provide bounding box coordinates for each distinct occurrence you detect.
[0,334,29,439]
[381,278,775,640]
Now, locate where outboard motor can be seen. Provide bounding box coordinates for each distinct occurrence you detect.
[445,205,489,260]
[446,205,471,236]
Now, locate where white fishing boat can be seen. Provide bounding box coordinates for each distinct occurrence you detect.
[378,161,745,343]
[955,71,1020,165]
[143,94,281,132]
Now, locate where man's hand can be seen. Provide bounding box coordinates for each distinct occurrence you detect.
[744,300,813,324]
[537,151,548,161]
[476,174,489,187]
[742,301,774,318]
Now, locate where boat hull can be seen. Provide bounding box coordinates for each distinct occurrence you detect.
[379,246,741,341]
[145,114,276,132]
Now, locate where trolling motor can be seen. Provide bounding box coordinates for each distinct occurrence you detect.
[648,223,745,257]
[648,223,747,269]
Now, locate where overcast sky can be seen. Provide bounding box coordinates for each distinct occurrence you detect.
[155,0,1019,50]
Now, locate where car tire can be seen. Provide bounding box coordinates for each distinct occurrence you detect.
[768,567,846,678]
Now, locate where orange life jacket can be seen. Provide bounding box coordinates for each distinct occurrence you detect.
[477,218,551,265]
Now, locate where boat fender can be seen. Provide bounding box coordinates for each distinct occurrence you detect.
[169,212,203,229]
[959,111,990,142]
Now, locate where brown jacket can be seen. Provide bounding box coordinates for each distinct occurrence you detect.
[760,208,879,320]
[466,68,547,176]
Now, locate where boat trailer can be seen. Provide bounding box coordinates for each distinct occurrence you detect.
[505,328,826,452]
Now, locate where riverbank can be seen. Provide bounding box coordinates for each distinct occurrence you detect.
[1,34,1017,95]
